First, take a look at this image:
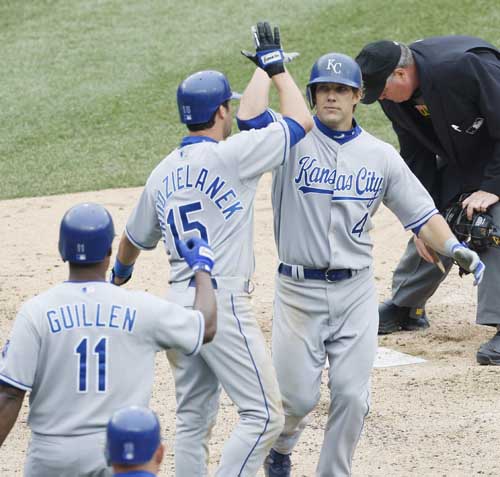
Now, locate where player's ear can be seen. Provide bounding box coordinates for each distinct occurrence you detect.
[217,104,228,120]
[155,442,165,464]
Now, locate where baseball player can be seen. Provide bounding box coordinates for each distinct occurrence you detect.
[236,54,484,476]
[111,22,313,477]
[355,38,500,363]
[0,203,217,477]
[106,406,164,476]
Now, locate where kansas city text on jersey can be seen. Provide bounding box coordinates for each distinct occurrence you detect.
[294,155,384,201]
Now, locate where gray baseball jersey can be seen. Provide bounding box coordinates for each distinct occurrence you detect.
[272,120,438,269]
[125,120,291,283]
[125,121,291,477]
[0,281,203,436]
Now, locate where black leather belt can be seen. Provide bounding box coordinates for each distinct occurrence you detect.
[278,263,352,282]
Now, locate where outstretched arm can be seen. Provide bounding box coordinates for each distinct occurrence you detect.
[193,271,217,343]
[0,383,25,446]
[418,214,485,285]
[176,238,217,343]
[272,69,313,132]
[237,68,271,121]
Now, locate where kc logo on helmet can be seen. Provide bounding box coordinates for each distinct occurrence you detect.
[326,59,342,74]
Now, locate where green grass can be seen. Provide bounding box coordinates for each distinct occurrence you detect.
[1,0,499,199]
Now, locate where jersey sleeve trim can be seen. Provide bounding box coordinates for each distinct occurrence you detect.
[403,208,439,230]
[0,374,32,392]
[268,108,278,122]
[185,311,205,356]
[125,226,158,251]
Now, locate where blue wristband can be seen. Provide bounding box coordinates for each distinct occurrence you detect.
[113,258,134,278]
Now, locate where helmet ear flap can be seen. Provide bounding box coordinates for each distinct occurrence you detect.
[306,84,316,109]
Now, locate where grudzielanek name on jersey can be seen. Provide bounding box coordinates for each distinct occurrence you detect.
[156,164,244,221]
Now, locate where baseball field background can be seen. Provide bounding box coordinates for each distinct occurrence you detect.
[1,1,500,475]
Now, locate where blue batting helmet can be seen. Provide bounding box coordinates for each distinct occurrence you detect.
[177,70,240,125]
[306,53,363,108]
[106,406,161,465]
[58,203,114,263]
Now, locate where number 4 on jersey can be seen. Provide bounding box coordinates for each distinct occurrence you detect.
[352,212,369,237]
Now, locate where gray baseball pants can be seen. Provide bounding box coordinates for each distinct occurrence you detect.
[271,267,378,477]
[25,431,111,477]
[166,280,284,477]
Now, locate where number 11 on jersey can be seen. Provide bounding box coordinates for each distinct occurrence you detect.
[75,337,108,393]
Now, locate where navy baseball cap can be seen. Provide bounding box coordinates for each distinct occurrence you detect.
[355,40,401,104]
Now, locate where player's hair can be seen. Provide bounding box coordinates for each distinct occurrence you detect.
[69,262,101,269]
[352,86,363,112]
[186,101,230,132]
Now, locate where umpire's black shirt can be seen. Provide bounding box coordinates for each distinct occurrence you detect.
[380,36,500,209]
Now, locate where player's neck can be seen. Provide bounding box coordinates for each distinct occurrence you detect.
[189,130,224,142]
[113,461,159,475]
[188,119,226,142]
[67,262,108,282]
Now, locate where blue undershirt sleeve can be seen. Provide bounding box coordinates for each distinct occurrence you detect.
[283,117,306,147]
[237,110,274,131]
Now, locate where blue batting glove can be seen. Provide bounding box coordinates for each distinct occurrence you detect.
[241,22,285,77]
[472,260,486,286]
[176,237,215,274]
[255,48,285,70]
[451,242,485,286]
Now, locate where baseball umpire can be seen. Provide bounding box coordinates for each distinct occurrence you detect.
[0,203,216,476]
[356,36,500,364]
[106,406,164,476]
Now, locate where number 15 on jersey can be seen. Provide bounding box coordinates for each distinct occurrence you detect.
[165,201,209,255]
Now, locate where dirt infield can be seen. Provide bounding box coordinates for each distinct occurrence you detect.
[1,173,498,476]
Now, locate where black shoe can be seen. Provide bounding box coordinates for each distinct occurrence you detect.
[476,331,500,365]
[378,301,429,335]
[264,449,291,477]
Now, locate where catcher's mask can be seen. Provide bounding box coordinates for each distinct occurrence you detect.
[445,198,494,252]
